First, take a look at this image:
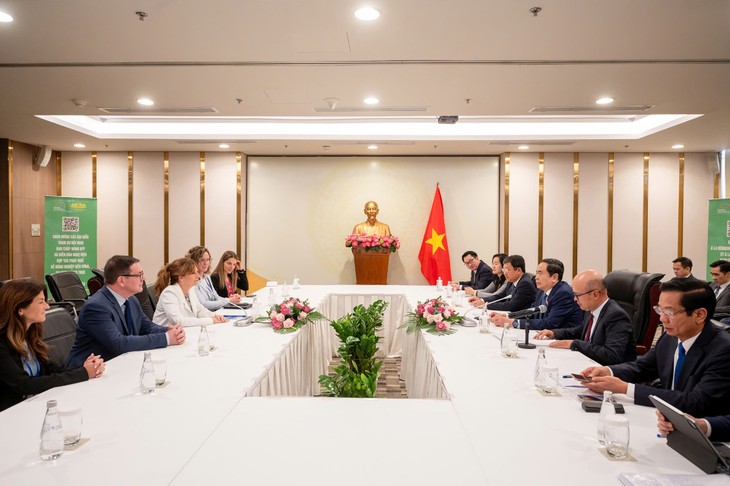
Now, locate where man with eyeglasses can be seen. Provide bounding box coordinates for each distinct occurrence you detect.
[581,278,730,416]
[67,255,186,367]
[469,254,536,312]
[534,270,635,365]
[456,251,493,293]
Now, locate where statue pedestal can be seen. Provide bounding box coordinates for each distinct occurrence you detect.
[352,247,390,285]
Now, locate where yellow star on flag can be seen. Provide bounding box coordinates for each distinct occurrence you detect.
[425,228,446,255]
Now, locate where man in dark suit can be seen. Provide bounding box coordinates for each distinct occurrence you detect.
[582,278,730,416]
[709,260,730,319]
[457,250,493,292]
[490,258,583,331]
[469,254,536,312]
[672,257,701,282]
[535,270,636,365]
[67,255,186,367]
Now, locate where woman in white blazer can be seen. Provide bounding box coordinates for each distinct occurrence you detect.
[153,258,228,327]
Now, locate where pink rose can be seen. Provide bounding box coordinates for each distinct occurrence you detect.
[436,321,446,331]
[352,242,358,247]
[438,306,445,312]
[279,305,290,315]
[433,314,443,323]
[296,302,304,310]
[272,320,283,330]
[304,305,311,313]
[276,313,285,322]
[426,305,434,314]
[283,318,295,329]
[299,311,308,319]
[269,311,277,320]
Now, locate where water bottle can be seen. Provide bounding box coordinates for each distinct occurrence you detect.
[139,352,156,393]
[534,348,547,389]
[597,390,616,445]
[500,324,518,357]
[436,277,443,291]
[39,400,64,461]
[198,325,210,357]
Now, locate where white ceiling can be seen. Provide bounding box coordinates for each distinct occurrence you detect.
[0,0,729,156]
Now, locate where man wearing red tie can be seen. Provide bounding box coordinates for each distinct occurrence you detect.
[535,269,635,365]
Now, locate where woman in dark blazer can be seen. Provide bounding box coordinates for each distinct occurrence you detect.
[0,280,105,411]
[210,251,249,298]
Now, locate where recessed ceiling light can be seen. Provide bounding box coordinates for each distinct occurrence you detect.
[363,96,379,105]
[354,7,381,21]
[367,144,378,150]
[595,97,614,105]
[0,11,13,22]
[672,144,685,149]
[219,143,230,149]
[73,143,86,148]
[137,98,154,106]
[518,145,529,150]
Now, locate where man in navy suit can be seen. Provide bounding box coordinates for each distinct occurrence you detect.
[457,250,493,292]
[469,254,536,312]
[489,258,583,331]
[535,269,636,365]
[583,278,730,416]
[67,255,186,367]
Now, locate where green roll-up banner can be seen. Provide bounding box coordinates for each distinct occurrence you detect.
[707,198,730,280]
[44,196,97,289]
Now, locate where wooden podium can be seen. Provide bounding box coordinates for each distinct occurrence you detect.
[352,246,390,284]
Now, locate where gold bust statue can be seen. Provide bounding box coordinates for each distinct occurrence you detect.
[352,201,392,236]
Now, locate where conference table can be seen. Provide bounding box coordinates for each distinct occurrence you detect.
[0,285,720,485]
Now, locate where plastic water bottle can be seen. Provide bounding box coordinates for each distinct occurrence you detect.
[198,325,210,357]
[139,352,156,393]
[597,391,616,445]
[39,400,64,461]
[436,277,443,291]
[534,348,547,389]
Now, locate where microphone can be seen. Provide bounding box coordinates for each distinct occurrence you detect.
[474,293,512,309]
[507,304,547,319]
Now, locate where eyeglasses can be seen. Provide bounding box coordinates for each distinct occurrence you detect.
[653,305,687,318]
[463,258,476,266]
[121,272,145,279]
[573,289,596,299]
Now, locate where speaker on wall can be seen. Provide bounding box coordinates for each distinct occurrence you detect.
[32,145,52,168]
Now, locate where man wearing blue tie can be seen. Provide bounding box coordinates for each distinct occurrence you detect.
[67,255,186,367]
[582,278,730,416]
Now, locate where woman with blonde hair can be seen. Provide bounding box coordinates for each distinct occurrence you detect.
[211,251,249,299]
[186,245,241,311]
[153,257,228,327]
[0,280,105,411]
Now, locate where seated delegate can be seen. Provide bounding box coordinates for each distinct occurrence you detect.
[468,254,536,312]
[0,280,104,411]
[470,253,508,299]
[153,257,228,327]
[455,251,493,293]
[210,251,249,299]
[657,410,730,442]
[187,245,241,311]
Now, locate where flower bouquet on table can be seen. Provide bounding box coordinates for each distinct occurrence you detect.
[254,297,323,334]
[345,233,401,253]
[401,296,461,335]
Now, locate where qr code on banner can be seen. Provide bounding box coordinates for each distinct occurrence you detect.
[62,217,80,232]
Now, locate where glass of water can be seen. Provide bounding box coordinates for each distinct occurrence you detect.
[605,415,630,459]
[152,358,167,387]
[59,407,83,447]
[541,367,559,394]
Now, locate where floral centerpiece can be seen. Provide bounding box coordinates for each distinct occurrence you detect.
[345,233,400,253]
[401,296,461,335]
[255,297,323,334]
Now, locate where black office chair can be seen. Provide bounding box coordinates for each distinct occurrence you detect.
[41,307,78,368]
[45,271,88,311]
[134,282,157,320]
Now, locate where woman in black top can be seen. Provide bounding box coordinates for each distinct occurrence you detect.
[210,251,249,298]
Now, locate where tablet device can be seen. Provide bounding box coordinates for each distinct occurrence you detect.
[649,395,730,474]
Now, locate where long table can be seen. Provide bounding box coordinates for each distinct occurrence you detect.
[0,285,717,485]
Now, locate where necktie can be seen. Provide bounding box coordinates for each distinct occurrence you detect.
[583,313,594,342]
[124,301,134,335]
[715,286,721,296]
[674,342,686,388]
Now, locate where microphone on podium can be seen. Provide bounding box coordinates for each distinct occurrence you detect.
[507,304,547,319]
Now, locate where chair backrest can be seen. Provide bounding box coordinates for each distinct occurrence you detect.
[87,276,104,295]
[91,268,105,281]
[41,307,78,368]
[134,282,156,320]
[604,270,664,348]
[146,282,158,310]
[45,271,88,308]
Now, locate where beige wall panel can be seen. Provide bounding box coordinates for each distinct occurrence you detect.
[61,152,92,197]
[576,153,609,274]
[646,153,679,277]
[612,153,644,271]
[247,156,499,285]
[240,156,248,265]
[506,153,539,269]
[685,153,715,280]
[133,152,164,274]
[96,152,129,267]
[542,153,575,278]
[168,153,201,261]
[204,152,237,263]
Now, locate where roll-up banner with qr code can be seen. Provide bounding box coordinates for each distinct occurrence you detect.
[44,196,97,289]
[707,198,730,280]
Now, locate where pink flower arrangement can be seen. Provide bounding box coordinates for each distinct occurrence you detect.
[345,233,400,253]
[257,298,323,334]
[402,297,461,335]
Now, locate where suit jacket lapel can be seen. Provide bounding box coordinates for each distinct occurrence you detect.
[102,287,131,335]
[676,324,715,390]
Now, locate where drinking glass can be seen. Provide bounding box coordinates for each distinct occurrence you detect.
[152,358,167,387]
[59,407,83,447]
[541,367,559,394]
[605,415,630,459]
[478,313,490,334]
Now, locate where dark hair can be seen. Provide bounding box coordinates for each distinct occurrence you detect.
[673,257,693,269]
[540,258,565,281]
[104,255,140,285]
[492,253,507,265]
[213,251,242,293]
[491,253,508,286]
[710,260,730,273]
[155,257,198,296]
[461,250,478,261]
[186,246,211,273]
[0,280,50,363]
[504,254,526,273]
[659,278,715,321]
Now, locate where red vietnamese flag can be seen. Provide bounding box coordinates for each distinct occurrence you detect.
[418,186,452,284]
